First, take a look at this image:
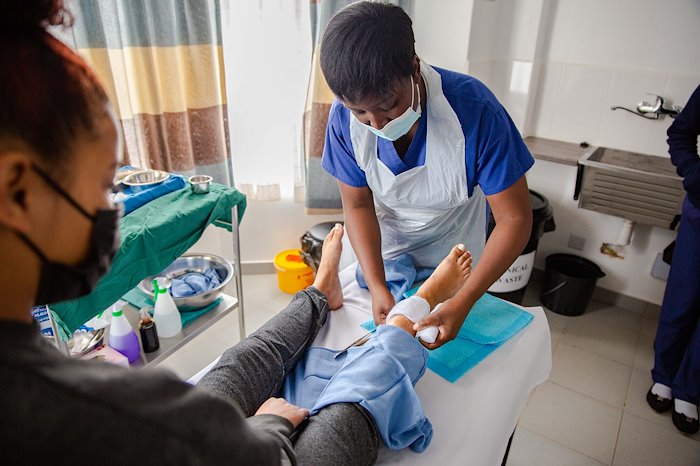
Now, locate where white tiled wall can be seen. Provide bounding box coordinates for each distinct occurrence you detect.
[530,0,700,155]
[598,71,669,155]
[413,0,474,73]
[545,0,700,75]
[549,65,614,145]
[532,63,699,156]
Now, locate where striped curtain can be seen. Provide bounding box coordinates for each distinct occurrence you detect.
[56,0,232,185]
[303,0,355,214]
[303,0,413,213]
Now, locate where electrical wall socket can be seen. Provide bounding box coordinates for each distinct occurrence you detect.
[651,252,670,281]
[568,234,586,251]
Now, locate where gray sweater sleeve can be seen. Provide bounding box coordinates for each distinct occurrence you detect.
[4,354,298,465]
[246,415,297,465]
[113,368,297,465]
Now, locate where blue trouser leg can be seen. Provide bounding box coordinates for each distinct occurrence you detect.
[652,198,700,404]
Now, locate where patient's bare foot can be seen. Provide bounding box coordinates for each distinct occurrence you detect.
[311,224,344,310]
[415,245,471,309]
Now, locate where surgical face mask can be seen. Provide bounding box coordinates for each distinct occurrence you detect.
[360,75,422,142]
[18,165,122,305]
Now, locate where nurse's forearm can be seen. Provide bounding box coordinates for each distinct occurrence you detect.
[455,216,531,312]
[345,205,387,290]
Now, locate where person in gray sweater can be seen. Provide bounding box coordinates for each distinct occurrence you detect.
[0,1,378,464]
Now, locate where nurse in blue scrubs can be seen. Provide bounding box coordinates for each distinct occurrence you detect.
[319,2,534,348]
[648,84,700,435]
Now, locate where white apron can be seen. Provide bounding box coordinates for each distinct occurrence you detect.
[346,61,487,269]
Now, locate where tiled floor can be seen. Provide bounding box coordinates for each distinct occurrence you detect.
[157,273,700,465]
[511,284,700,465]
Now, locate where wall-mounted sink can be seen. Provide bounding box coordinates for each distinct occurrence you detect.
[575,147,684,228]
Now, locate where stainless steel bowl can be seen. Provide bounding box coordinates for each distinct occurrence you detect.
[114,168,145,185]
[122,169,170,191]
[189,175,213,194]
[138,253,234,312]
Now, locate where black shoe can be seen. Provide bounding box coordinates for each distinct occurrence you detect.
[672,409,700,434]
[646,386,673,412]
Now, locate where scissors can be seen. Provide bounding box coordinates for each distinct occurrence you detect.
[333,330,374,359]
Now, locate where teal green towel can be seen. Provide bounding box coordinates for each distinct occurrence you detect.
[51,182,246,337]
[122,288,154,309]
[362,292,533,383]
[121,288,222,328]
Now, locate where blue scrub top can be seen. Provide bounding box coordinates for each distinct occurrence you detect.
[321,66,534,197]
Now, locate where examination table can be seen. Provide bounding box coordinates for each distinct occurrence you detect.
[189,265,552,465]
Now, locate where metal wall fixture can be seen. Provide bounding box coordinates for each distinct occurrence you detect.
[611,94,683,119]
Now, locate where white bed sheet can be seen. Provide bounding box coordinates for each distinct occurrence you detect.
[190,264,552,465]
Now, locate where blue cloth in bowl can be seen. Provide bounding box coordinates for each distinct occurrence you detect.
[170,268,222,298]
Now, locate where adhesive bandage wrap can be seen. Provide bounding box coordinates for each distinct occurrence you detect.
[386,296,440,344]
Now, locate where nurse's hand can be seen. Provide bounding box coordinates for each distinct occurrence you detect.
[413,297,468,349]
[255,397,309,428]
[371,286,395,325]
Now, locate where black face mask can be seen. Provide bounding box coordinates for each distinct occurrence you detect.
[18,165,122,306]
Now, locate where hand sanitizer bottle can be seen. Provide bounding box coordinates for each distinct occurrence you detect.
[152,278,182,338]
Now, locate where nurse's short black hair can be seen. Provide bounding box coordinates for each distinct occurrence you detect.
[320,1,415,104]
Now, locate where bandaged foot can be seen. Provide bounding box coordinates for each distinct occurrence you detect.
[385,244,471,344]
[386,296,439,344]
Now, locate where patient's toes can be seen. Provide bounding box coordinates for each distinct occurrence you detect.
[450,244,466,259]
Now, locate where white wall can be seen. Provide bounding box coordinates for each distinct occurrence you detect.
[531,0,700,156]
[465,0,700,304]
[188,199,343,265]
[413,0,474,72]
[465,0,552,131]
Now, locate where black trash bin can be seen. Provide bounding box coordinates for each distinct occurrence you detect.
[300,221,343,271]
[540,254,605,316]
[487,190,556,304]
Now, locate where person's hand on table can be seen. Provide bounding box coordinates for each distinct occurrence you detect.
[413,297,469,349]
[255,397,308,428]
[371,286,395,325]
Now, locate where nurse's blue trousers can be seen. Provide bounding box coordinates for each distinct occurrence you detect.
[653,197,700,404]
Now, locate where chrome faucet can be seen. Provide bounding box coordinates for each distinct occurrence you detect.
[611,94,683,120]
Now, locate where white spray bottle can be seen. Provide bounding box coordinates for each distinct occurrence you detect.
[152,278,182,338]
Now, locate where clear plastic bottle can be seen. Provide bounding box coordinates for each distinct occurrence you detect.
[152,278,182,338]
[109,308,141,363]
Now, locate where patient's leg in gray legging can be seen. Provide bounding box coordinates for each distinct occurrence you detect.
[198,287,381,464]
[198,223,346,414]
[196,287,329,416]
[293,403,380,466]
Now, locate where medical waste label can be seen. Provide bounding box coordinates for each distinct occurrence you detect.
[488,250,536,293]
